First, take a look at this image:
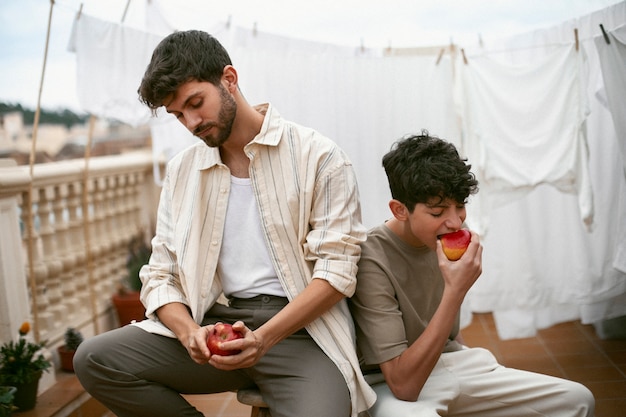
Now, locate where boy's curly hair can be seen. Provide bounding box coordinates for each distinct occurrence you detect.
[382,131,478,211]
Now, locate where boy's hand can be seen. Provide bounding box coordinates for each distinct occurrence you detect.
[436,230,482,296]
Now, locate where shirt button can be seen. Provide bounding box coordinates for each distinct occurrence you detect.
[262,296,271,303]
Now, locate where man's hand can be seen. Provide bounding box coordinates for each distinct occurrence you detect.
[206,321,268,370]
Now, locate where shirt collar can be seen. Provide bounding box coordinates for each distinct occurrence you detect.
[250,103,283,147]
[195,103,282,171]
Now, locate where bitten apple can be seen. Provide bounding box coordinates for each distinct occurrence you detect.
[207,323,243,356]
[439,229,471,261]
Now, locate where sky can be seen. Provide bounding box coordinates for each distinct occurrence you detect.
[0,0,621,112]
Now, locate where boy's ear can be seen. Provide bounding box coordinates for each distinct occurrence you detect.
[389,199,409,221]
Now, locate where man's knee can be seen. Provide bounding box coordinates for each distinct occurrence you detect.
[73,336,101,391]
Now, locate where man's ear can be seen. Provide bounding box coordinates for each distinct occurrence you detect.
[389,199,409,221]
[222,65,238,91]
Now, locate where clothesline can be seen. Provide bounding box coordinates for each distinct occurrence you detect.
[53,0,615,60]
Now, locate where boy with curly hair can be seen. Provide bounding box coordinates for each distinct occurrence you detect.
[349,132,594,416]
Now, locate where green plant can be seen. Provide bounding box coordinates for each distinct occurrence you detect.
[63,328,83,352]
[118,233,151,294]
[0,385,17,416]
[0,322,51,386]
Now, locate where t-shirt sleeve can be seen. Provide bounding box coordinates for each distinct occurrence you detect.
[349,244,409,365]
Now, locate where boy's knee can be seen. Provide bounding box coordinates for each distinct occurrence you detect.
[560,380,595,417]
[572,382,595,417]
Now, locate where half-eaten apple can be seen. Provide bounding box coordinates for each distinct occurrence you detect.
[207,323,243,356]
[439,229,471,261]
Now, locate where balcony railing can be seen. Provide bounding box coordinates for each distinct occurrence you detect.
[0,151,161,392]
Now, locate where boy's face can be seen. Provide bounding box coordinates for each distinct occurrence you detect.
[402,198,466,250]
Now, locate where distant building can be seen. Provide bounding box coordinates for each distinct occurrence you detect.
[0,111,151,165]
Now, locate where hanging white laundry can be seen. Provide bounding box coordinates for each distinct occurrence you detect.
[67,13,163,126]
[455,44,593,232]
[595,24,626,274]
[595,24,626,178]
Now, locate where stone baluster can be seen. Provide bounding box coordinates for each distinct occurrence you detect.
[104,174,125,294]
[121,173,136,244]
[131,172,145,238]
[37,186,65,330]
[111,174,129,291]
[52,183,79,321]
[103,176,118,299]
[83,176,102,312]
[20,189,53,341]
[66,181,90,316]
[91,176,112,309]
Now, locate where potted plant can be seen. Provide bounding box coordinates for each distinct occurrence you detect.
[57,327,84,372]
[112,233,151,326]
[0,322,51,411]
[0,385,16,417]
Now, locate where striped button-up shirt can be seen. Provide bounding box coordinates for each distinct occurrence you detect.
[135,104,376,415]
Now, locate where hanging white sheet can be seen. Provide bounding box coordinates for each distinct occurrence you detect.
[461,1,626,339]
[67,14,162,126]
[455,44,593,234]
[594,24,626,275]
[594,24,626,179]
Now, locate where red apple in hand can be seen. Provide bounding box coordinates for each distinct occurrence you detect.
[439,230,471,261]
[207,323,243,356]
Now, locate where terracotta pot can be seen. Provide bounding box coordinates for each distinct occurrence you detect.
[111,291,146,326]
[12,371,42,411]
[57,345,76,372]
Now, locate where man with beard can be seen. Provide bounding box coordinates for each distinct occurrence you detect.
[73,30,375,417]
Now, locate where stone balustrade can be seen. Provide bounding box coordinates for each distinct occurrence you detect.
[0,151,161,391]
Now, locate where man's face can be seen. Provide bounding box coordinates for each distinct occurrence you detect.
[164,79,237,148]
[403,198,467,250]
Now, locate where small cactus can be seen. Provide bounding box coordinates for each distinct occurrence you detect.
[63,328,84,351]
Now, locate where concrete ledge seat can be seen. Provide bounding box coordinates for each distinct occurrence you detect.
[236,388,271,417]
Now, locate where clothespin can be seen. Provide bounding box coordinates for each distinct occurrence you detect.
[386,40,392,54]
[360,38,365,54]
[253,22,258,37]
[435,47,445,65]
[76,3,83,20]
[600,24,611,44]
[461,48,468,65]
[226,15,232,30]
[478,33,484,49]
[121,0,131,24]
[574,28,579,51]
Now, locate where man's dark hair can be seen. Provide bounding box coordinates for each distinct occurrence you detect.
[138,30,232,112]
[382,131,478,211]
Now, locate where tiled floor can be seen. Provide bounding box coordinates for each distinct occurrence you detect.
[101,313,625,417]
[461,313,626,417]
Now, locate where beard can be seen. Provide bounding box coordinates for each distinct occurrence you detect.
[194,84,237,148]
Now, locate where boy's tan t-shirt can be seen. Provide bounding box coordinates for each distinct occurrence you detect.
[350,223,461,367]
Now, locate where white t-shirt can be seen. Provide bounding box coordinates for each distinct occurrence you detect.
[217,176,286,298]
